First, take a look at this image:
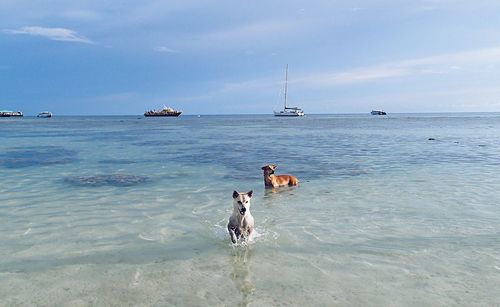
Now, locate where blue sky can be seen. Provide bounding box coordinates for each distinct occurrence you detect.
[1,0,500,115]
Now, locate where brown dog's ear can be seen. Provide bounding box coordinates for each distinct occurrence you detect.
[247,190,253,198]
[233,190,239,199]
[261,166,266,170]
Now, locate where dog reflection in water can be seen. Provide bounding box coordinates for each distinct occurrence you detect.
[230,247,254,306]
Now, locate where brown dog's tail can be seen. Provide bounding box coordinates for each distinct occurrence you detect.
[289,176,299,186]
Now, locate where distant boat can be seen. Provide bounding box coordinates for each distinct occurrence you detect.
[371,110,387,115]
[37,111,52,118]
[144,106,182,117]
[0,110,23,117]
[274,65,304,117]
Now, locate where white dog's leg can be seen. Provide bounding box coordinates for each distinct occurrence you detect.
[228,226,238,244]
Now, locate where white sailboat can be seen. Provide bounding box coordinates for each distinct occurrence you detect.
[274,64,304,117]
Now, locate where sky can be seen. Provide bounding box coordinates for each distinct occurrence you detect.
[1,0,500,115]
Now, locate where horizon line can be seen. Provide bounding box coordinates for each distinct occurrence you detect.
[3,111,500,117]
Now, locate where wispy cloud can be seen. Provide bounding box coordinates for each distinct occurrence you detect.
[300,67,409,86]
[3,26,94,44]
[154,46,178,53]
[397,46,500,67]
[201,46,500,99]
[299,46,500,86]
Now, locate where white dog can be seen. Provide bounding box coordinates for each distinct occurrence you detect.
[227,190,254,244]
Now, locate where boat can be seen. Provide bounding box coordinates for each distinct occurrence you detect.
[274,65,304,117]
[371,110,387,115]
[0,110,23,117]
[37,111,53,118]
[144,106,182,117]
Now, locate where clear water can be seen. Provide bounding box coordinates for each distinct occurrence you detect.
[1,114,499,306]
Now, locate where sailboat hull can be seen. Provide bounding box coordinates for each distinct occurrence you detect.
[274,111,304,117]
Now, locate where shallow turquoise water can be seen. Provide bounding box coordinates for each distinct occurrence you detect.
[1,114,499,306]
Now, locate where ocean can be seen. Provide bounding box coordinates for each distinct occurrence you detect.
[1,114,499,306]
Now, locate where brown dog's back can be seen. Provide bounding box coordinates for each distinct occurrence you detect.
[275,174,299,186]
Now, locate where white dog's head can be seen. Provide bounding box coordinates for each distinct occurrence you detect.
[232,190,253,216]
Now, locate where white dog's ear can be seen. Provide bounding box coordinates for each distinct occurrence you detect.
[247,190,253,198]
[233,191,239,199]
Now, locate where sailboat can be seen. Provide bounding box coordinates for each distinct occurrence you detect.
[274,65,305,117]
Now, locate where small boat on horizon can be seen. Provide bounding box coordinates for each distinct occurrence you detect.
[0,110,23,117]
[274,65,305,117]
[371,110,387,115]
[37,111,53,118]
[144,106,182,117]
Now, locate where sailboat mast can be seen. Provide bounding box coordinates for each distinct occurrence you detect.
[284,64,288,110]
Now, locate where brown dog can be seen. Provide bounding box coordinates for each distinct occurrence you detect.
[261,164,299,188]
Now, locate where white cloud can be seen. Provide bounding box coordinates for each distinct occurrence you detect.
[154,46,178,53]
[3,26,94,44]
[299,67,409,86]
[197,45,500,103]
[299,46,500,86]
[397,46,500,67]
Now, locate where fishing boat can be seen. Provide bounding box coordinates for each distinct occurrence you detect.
[0,110,23,117]
[37,111,53,118]
[371,110,387,115]
[274,65,304,117]
[144,106,182,117]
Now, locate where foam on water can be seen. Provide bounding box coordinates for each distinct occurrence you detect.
[1,114,500,306]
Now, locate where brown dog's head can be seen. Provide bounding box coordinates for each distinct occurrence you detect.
[261,164,277,175]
